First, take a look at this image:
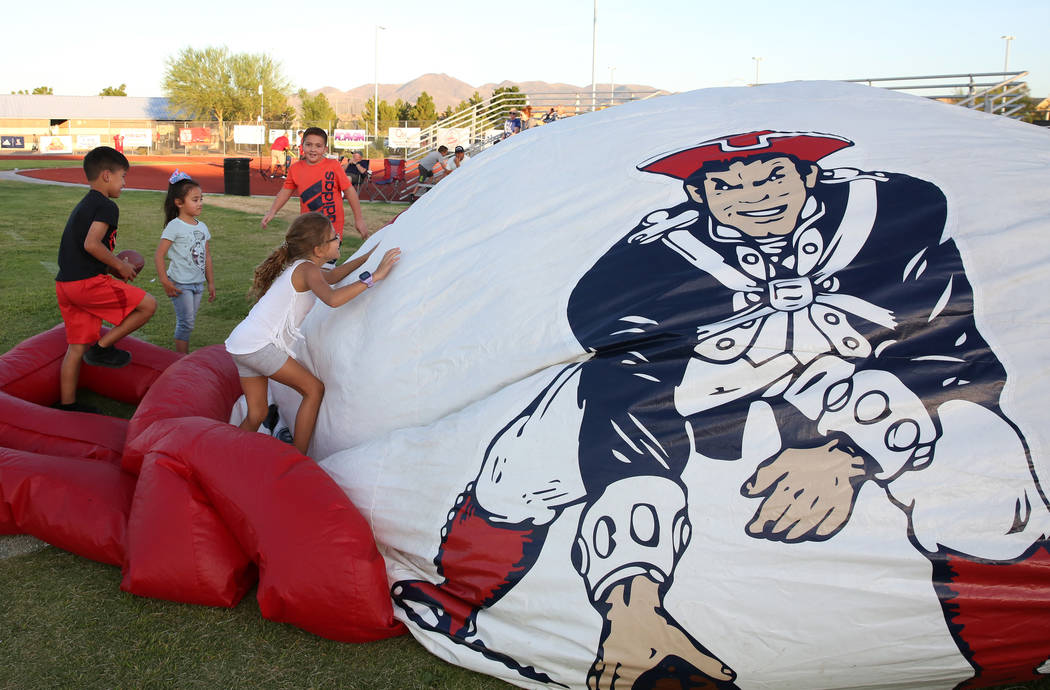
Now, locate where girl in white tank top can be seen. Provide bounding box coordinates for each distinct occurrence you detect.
[225,212,402,455]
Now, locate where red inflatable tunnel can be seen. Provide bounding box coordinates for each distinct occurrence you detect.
[0,327,404,643]
[0,326,176,560]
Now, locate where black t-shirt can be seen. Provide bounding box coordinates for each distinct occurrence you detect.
[345,159,369,184]
[55,190,119,282]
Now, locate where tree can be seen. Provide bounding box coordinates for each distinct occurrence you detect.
[162,46,292,126]
[163,47,234,125]
[454,91,484,114]
[487,86,528,124]
[491,86,526,108]
[298,89,337,129]
[99,84,127,96]
[11,86,53,95]
[362,97,401,134]
[409,91,437,123]
[232,53,292,122]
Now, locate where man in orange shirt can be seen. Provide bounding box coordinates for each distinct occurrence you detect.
[261,127,369,251]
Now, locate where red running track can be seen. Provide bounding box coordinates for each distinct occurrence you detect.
[5,154,401,201]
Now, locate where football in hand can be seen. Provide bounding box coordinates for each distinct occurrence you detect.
[112,249,145,277]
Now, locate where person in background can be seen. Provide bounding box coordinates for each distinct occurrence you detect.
[261,127,369,250]
[503,110,522,139]
[445,146,469,173]
[345,152,371,190]
[269,133,291,178]
[417,145,449,186]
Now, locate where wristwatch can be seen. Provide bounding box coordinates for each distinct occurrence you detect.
[359,271,374,288]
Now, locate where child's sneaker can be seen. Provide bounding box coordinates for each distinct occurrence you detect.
[83,343,131,368]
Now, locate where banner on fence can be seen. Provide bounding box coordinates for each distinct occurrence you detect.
[269,129,293,144]
[179,127,212,144]
[233,125,265,145]
[436,127,470,148]
[75,135,100,150]
[1,136,25,149]
[39,136,73,154]
[388,127,421,149]
[120,129,152,148]
[333,129,367,150]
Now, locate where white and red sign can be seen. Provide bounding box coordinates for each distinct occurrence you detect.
[39,135,72,154]
[435,127,470,149]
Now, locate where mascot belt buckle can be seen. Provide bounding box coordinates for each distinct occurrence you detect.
[768,277,814,311]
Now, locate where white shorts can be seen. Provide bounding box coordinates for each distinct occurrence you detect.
[229,343,289,378]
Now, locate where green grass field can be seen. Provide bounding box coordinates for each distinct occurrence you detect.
[0,178,509,689]
[0,158,81,171]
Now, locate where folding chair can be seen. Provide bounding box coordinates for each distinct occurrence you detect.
[371,159,405,202]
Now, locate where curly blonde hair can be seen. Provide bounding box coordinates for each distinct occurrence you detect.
[249,212,332,300]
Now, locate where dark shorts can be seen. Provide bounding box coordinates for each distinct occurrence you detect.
[418,167,435,183]
[55,274,147,344]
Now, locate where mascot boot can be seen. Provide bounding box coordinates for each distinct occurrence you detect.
[392,487,545,640]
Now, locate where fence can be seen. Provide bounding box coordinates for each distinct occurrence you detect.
[0,119,433,159]
[843,71,1031,119]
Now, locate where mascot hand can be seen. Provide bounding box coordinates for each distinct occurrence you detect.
[588,575,734,690]
[743,439,869,542]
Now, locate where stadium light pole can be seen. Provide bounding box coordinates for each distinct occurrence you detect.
[591,0,597,111]
[1000,35,1015,114]
[374,25,386,154]
[752,57,763,86]
[609,66,616,105]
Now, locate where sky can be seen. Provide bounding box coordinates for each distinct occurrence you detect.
[5,0,1048,98]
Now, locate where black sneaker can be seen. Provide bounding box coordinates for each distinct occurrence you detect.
[83,343,131,368]
[52,401,100,414]
[262,403,280,432]
[323,259,338,269]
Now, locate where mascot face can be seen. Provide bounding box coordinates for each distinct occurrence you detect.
[285,83,1050,690]
[685,155,818,236]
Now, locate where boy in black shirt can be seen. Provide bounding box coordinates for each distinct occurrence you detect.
[54,146,157,412]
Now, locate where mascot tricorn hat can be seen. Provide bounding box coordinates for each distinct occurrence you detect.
[638,130,854,180]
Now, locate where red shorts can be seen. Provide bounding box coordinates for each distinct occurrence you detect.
[55,274,147,344]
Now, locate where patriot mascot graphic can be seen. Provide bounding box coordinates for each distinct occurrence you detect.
[392,131,1050,688]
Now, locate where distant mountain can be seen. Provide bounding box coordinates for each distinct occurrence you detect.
[301,73,667,116]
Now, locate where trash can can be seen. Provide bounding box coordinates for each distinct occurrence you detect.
[223,157,251,196]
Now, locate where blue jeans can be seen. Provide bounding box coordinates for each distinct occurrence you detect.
[170,281,203,341]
